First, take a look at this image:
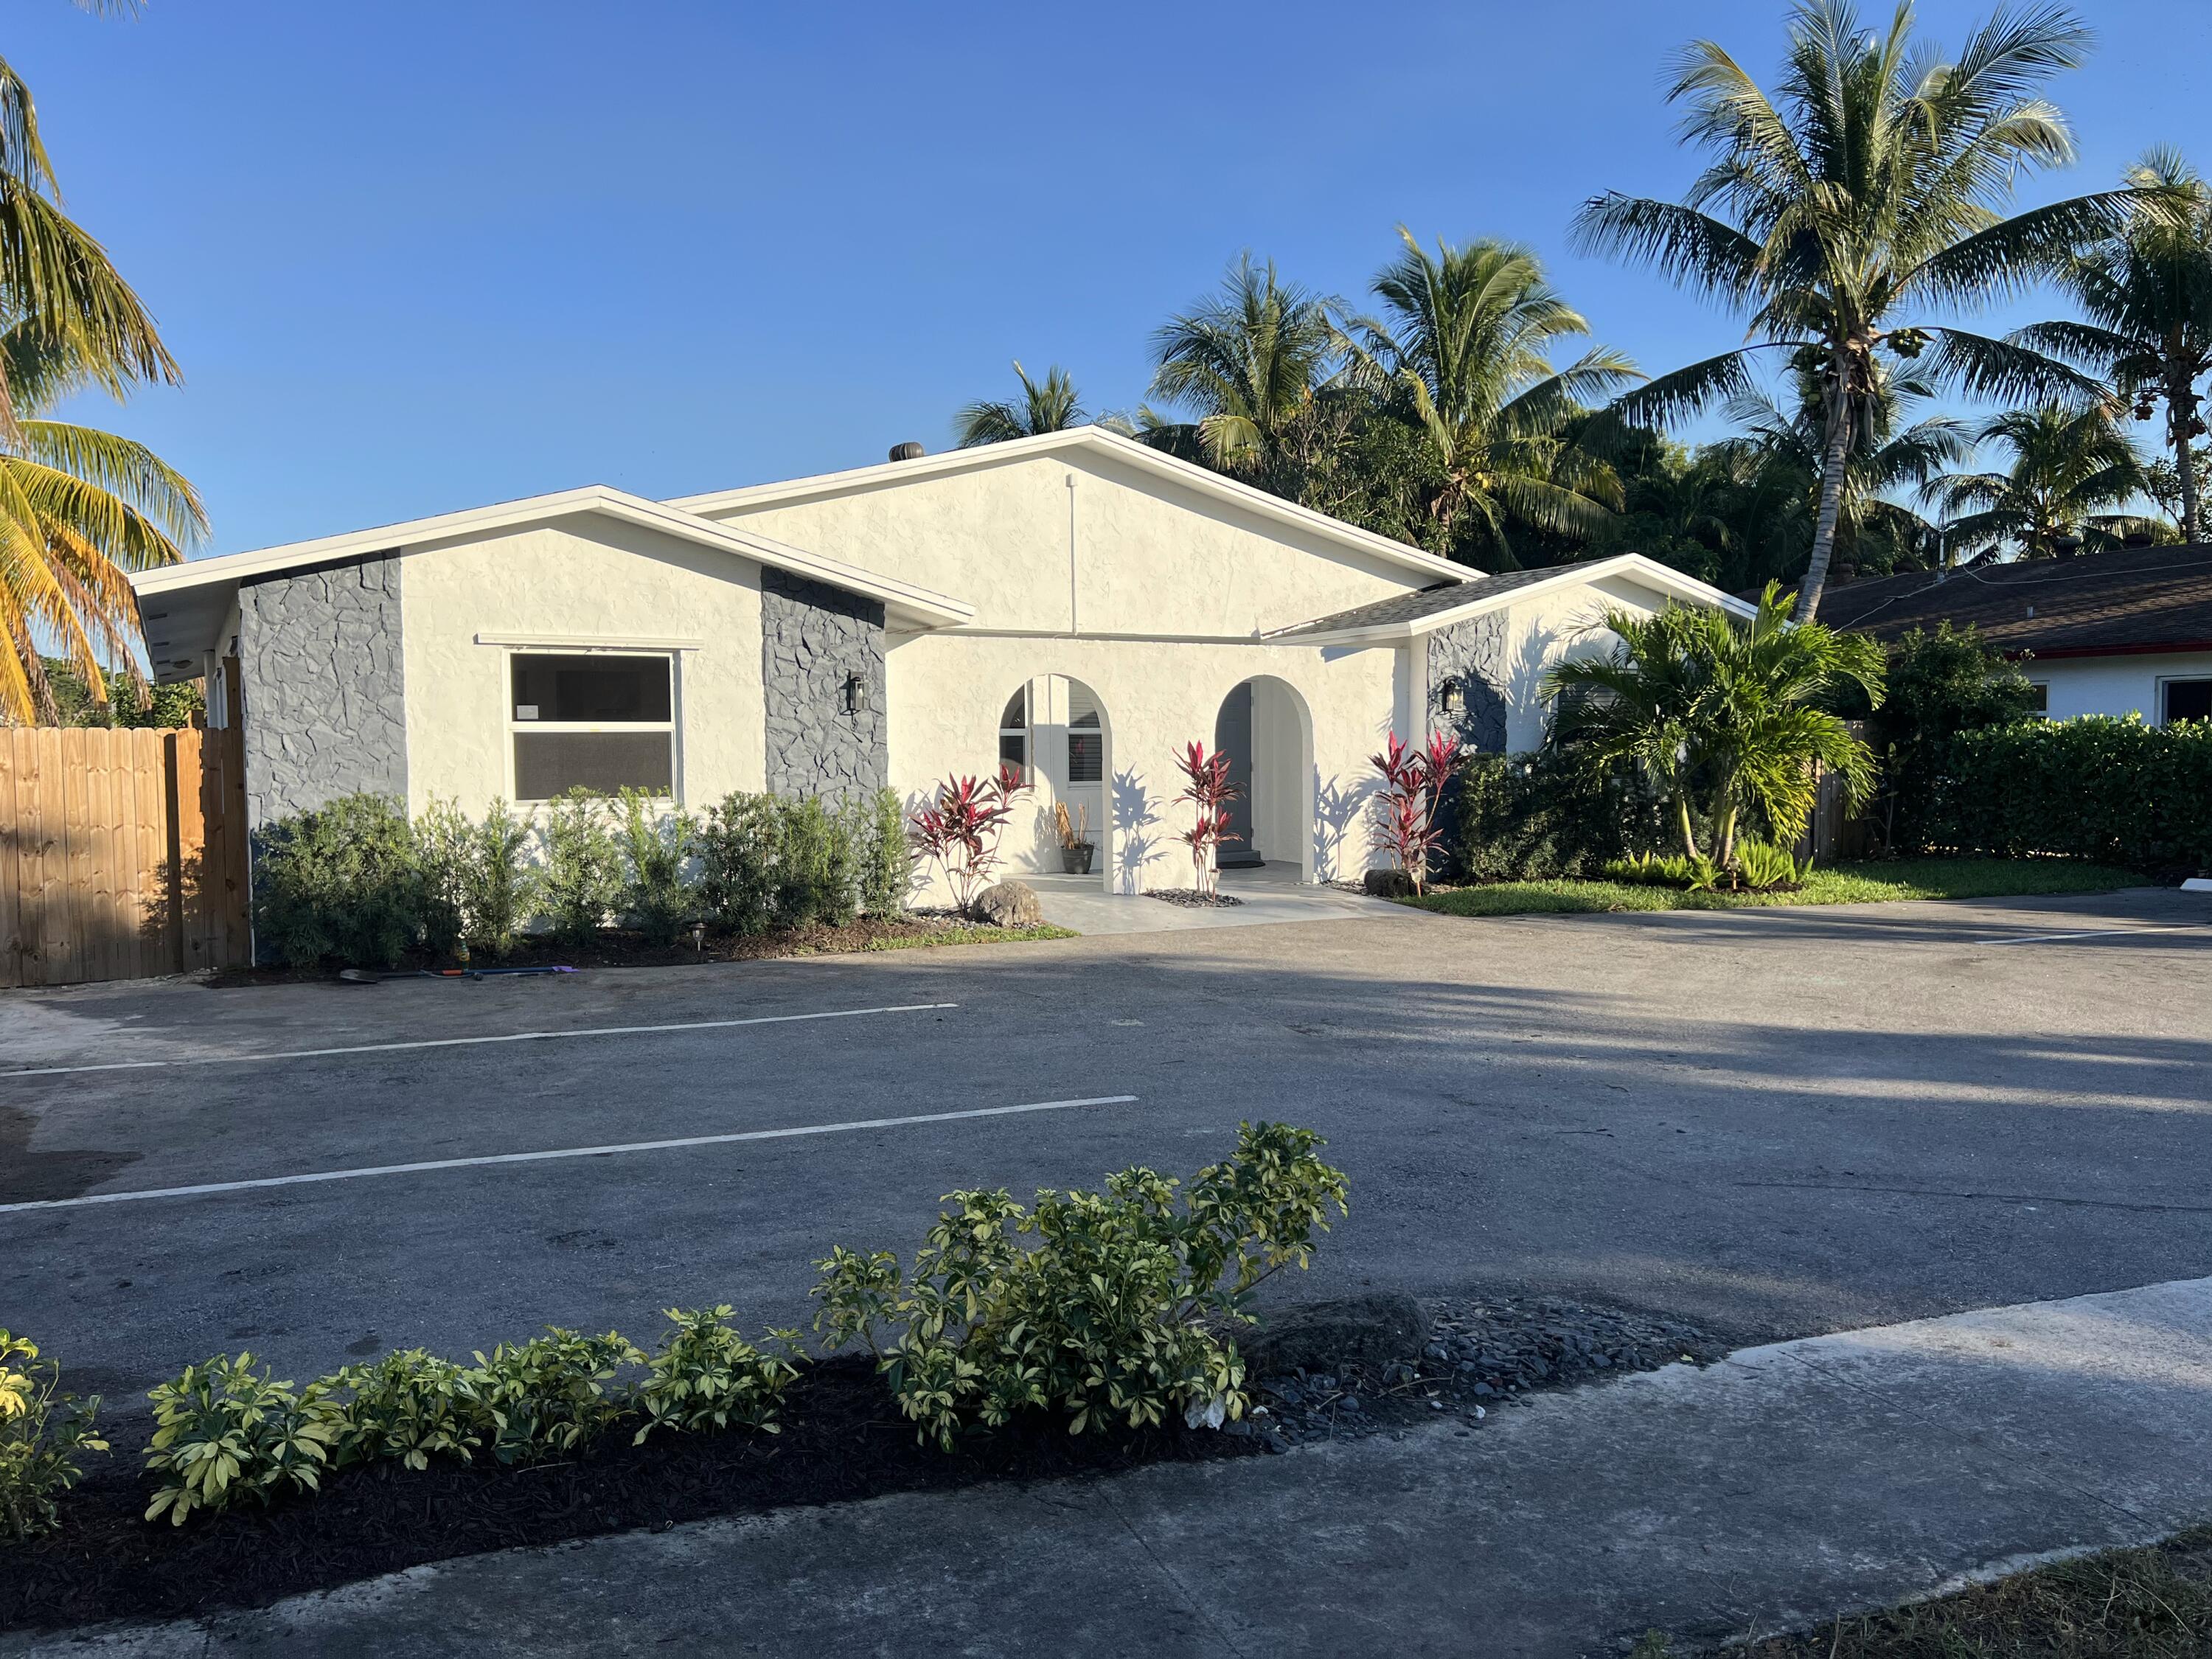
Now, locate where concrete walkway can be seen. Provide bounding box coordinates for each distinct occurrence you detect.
[1027,863,1404,935]
[18,1274,2212,1658]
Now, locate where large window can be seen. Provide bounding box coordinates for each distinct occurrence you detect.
[510,652,675,800]
[2165,678,2212,726]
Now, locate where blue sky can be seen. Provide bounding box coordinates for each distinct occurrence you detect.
[11,0,2209,557]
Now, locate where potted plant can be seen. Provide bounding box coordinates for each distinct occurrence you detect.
[1055,801,1094,875]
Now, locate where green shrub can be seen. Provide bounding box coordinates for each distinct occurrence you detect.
[614,789,698,945]
[461,799,537,956]
[330,1349,485,1472]
[1921,716,2212,872]
[144,1354,344,1526]
[633,1308,800,1442]
[0,1330,107,1541]
[774,796,859,928]
[1868,623,2039,850]
[857,787,914,916]
[468,1328,642,1465]
[812,1121,1350,1451]
[1450,751,1667,881]
[251,793,425,967]
[414,796,473,960]
[698,791,781,934]
[537,788,622,945]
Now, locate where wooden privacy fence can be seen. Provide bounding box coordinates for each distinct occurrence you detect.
[0,726,249,989]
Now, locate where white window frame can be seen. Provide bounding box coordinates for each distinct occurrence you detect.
[502,644,688,805]
[2158,673,2212,728]
[998,684,1030,782]
[2025,680,2050,717]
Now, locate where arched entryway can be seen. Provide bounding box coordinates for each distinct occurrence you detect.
[1211,674,1315,884]
[995,674,1112,889]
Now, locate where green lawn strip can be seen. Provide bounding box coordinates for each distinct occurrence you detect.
[1404,858,2143,919]
[1700,1524,2212,1658]
[859,923,1079,951]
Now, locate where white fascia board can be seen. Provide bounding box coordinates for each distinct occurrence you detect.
[1264,555,1756,647]
[672,426,1478,588]
[131,487,975,630]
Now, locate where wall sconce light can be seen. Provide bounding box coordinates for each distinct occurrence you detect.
[842,671,869,715]
[1438,677,1465,716]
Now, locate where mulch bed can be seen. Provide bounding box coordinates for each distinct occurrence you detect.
[3,1296,1726,1633]
[1146,889,1245,908]
[204,917,1050,987]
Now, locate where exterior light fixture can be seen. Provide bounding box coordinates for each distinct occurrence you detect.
[843,671,869,714]
[1438,677,1466,716]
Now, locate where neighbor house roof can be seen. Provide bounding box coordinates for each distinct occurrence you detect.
[131,485,977,678]
[1261,554,1755,646]
[669,425,1480,589]
[1818,543,2212,658]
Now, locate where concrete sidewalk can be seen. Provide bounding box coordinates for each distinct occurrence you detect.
[15,1274,2212,1658]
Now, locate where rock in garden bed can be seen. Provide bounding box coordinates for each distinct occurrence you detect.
[1146,888,1245,908]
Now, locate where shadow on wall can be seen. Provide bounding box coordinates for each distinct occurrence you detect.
[1110,766,1159,894]
[1314,768,1368,883]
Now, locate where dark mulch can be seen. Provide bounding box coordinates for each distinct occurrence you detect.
[1,1355,1257,1633]
[203,917,1041,987]
[1146,889,1245,908]
[1246,1295,1728,1448]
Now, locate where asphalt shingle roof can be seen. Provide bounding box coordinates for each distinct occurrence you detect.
[1267,566,1571,639]
[1818,543,2212,656]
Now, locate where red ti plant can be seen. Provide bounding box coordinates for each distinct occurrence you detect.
[1172,740,1242,897]
[1368,731,1463,894]
[909,762,1032,914]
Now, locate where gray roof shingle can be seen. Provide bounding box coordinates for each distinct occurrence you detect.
[1267,566,1568,639]
[1820,544,2212,655]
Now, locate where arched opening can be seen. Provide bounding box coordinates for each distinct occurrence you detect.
[994,674,1112,890]
[1211,674,1315,886]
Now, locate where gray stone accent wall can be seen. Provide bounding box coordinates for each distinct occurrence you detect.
[237,552,408,828]
[1426,613,1511,754]
[760,568,887,801]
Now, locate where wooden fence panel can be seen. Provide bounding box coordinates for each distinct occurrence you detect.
[0,724,249,989]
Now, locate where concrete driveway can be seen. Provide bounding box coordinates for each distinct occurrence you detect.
[2,886,2208,1425]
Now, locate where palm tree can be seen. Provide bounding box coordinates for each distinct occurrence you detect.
[1572,0,2134,621]
[1342,229,1640,566]
[1925,405,2163,560]
[2020,149,2212,541]
[953,361,1087,448]
[1147,254,1341,486]
[0,324,204,723]
[1546,584,1885,867]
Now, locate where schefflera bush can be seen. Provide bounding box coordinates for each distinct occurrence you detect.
[812,1121,1349,1450]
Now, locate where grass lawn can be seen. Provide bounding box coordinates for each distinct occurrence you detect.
[1676,1524,2212,1657]
[859,922,1077,951]
[1405,857,2144,919]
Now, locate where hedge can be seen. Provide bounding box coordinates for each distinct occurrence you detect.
[1920,717,2212,874]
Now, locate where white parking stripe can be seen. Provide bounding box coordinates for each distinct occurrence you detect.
[0,1094,1138,1214]
[1970,925,2210,947]
[0,1001,960,1079]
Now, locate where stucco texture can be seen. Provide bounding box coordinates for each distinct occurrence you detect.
[400,518,767,816]
[886,634,1397,897]
[2026,651,2212,723]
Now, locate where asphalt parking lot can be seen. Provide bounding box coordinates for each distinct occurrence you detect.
[3,886,2208,1422]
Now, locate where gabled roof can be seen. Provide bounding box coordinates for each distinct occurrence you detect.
[131,487,976,674]
[1262,554,1756,645]
[1819,543,2212,658]
[670,425,1480,588]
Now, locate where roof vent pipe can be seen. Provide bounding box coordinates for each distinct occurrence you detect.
[888,441,925,462]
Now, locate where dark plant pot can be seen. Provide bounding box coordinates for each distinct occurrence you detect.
[1061,843,1095,875]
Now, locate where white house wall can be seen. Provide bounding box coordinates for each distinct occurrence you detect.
[2027,652,2212,724]
[400,518,769,818]
[1478,573,1677,752]
[887,634,1397,897]
[701,448,1439,638]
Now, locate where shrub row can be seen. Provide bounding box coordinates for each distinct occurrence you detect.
[254,786,914,968]
[3,1124,1346,1537]
[1913,716,2212,874]
[1445,751,1672,882]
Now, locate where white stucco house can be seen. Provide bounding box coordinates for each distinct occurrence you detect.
[131,427,1745,898]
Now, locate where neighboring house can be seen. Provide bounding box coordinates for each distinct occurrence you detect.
[131,427,1745,895]
[1821,543,2212,726]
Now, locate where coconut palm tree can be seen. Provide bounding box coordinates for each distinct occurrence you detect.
[1147,254,1342,487]
[1342,229,1640,566]
[953,361,1088,448]
[2019,150,2212,540]
[1572,0,2134,621]
[1546,584,1885,868]
[1925,405,2163,560]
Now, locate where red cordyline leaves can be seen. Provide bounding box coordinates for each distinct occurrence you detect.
[1173,741,1242,897]
[909,761,1031,913]
[1368,731,1462,894]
